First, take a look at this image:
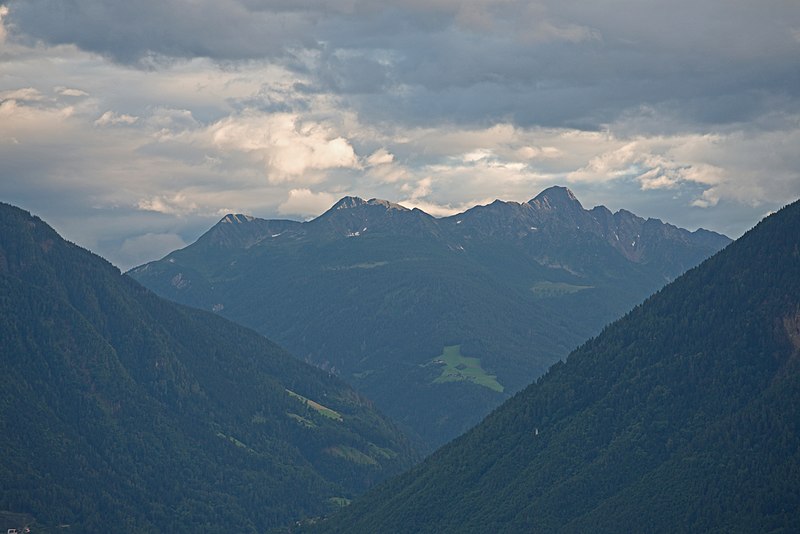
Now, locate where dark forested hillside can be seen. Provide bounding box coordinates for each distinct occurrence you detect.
[0,203,419,532]
[130,187,730,448]
[309,200,800,533]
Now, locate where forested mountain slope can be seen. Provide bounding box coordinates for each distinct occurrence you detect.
[310,200,800,533]
[131,186,730,448]
[0,203,419,533]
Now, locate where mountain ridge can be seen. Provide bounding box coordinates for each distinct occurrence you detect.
[193,186,728,256]
[129,186,731,447]
[307,199,800,533]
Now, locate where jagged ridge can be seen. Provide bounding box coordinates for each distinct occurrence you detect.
[129,187,731,448]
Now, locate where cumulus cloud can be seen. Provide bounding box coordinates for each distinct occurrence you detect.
[1,0,798,269]
[366,148,394,166]
[202,111,359,182]
[278,188,338,217]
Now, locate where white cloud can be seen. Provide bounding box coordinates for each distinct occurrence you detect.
[636,168,678,191]
[395,198,460,217]
[516,145,562,160]
[690,192,717,208]
[207,111,359,183]
[397,197,495,218]
[366,148,394,166]
[278,188,338,216]
[56,87,89,97]
[0,5,8,44]
[401,177,433,199]
[0,87,46,102]
[95,110,139,126]
[462,149,492,163]
[137,193,199,215]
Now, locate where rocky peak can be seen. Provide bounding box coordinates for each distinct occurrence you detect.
[329,196,408,212]
[366,198,409,211]
[331,196,368,210]
[529,186,583,211]
[220,214,256,225]
[312,196,423,237]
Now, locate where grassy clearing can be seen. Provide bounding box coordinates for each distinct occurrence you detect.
[325,445,379,466]
[286,389,343,421]
[430,345,504,393]
[368,442,399,460]
[530,280,593,298]
[327,496,352,508]
[286,412,317,428]
[215,432,254,452]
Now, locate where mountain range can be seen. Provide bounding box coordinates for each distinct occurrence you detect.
[129,186,730,447]
[307,198,800,532]
[0,202,419,532]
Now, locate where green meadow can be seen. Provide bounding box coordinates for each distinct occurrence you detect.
[286,389,343,421]
[430,345,504,393]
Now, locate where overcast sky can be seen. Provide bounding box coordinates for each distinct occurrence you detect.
[1,1,799,270]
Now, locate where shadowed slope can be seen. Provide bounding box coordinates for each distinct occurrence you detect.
[0,202,419,532]
[312,200,800,533]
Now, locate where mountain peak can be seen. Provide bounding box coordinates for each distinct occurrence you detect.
[529,186,583,211]
[219,213,256,224]
[366,198,410,211]
[330,196,409,212]
[332,196,367,210]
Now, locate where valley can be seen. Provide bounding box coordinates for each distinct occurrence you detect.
[306,199,800,533]
[130,186,730,448]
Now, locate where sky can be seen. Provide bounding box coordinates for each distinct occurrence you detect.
[1,1,799,270]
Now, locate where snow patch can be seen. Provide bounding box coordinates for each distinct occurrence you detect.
[170,273,190,290]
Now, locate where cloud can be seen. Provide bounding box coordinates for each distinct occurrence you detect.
[0,4,7,43]
[56,87,89,97]
[366,148,394,166]
[1,87,46,102]
[1,2,798,269]
[5,0,798,131]
[205,111,359,182]
[94,110,139,126]
[118,232,188,266]
[137,194,199,215]
[397,196,495,218]
[278,188,338,216]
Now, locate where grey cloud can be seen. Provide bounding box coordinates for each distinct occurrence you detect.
[117,232,188,268]
[7,0,317,63]
[2,0,798,268]
[8,0,799,130]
